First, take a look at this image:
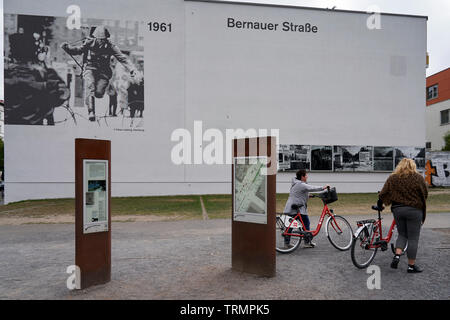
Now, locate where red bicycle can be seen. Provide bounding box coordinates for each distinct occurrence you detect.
[351,203,408,269]
[275,187,353,253]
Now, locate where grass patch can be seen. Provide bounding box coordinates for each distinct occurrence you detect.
[202,194,232,219]
[424,193,450,213]
[0,195,203,220]
[0,198,75,217]
[1,191,448,220]
[203,193,383,218]
[278,192,450,215]
[204,192,450,218]
[111,195,202,219]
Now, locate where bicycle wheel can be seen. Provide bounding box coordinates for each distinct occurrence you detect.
[325,215,353,251]
[275,215,302,253]
[351,225,378,269]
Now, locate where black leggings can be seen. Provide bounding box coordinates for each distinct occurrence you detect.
[392,206,423,260]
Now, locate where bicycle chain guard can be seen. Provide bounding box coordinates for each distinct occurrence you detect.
[280,215,301,229]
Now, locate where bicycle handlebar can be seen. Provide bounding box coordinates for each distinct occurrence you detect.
[373,197,385,212]
[310,186,333,199]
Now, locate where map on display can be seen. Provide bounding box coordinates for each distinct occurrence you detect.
[233,157,267,224]
[83,160,109,234]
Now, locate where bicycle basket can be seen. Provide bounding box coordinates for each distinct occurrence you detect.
[318,187,338,205]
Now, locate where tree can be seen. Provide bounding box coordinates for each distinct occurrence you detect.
[0,137,3,173]
[443,132,450,151]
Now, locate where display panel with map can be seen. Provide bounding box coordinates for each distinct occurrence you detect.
[233,156,267,224]
[83,160,109,234]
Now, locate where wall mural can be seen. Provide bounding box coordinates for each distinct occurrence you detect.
[279,144,426,173]
[373,147,394,171]
[334,146,373,172]
[394,147,425,170]
[278,145,310,171]
[311,146,333,171]
[4,14,145,129]
[425,152,450,187]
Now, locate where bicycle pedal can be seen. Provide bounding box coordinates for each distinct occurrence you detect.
[303,232,313,243]
[373,240,388,249]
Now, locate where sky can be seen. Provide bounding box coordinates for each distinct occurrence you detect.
[0,0,449,100]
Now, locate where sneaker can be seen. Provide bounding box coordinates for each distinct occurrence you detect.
[304,242,316,248]
[407,264,423,273]
[284,244,294,249]
[391,255,400,269]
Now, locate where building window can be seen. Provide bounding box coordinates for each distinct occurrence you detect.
[427,84,438,100]
[426,142,431,149]
[441,109,450,125]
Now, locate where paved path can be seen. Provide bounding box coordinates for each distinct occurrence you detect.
[0,213,449,300]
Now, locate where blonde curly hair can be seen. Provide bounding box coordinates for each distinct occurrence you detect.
[393,158,417,176]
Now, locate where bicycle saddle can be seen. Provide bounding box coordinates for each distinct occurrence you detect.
[356,219,376,226]
[291,204,304,210]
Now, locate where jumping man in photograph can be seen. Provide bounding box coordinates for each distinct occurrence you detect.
[61,26,138,121]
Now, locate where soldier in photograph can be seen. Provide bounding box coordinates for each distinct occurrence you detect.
[61,25,138,121]
[5,28,70,125]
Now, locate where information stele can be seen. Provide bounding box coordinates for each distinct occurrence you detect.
[231,136,276,277]
[233,156,268,225]
[83,160,109,234]
[75,138,111,290]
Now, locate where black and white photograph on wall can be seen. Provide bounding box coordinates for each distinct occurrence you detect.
[278,145,311,171]
[394,147,426,171]
[333,146,374,172]
[373,147,394,171]
[4,14,145,129]
[311,145,332,171]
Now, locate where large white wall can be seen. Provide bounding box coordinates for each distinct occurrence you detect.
[4,0,427,203]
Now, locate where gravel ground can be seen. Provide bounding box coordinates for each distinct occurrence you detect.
[0,213,449,300]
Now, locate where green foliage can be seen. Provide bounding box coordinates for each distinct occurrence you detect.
[443,132,450,151]
[0,137,4,173]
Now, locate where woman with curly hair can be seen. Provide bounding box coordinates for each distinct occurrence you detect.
[379,158,428,273]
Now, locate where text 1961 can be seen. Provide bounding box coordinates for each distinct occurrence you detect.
[148,22,172,32]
